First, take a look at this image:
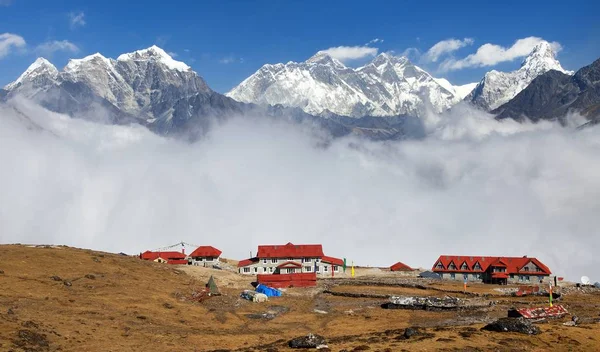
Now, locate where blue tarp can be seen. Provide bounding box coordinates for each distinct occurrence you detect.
[255,284,282,297]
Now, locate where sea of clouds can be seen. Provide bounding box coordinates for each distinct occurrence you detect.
[1,98,599,282]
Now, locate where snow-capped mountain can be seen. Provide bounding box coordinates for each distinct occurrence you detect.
[2,46,425,140]
[465,41,573,111]
[227,52,465,118]
[3,46,241,135]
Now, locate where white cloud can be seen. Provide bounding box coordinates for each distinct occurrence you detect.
[400,47,421,60]
[439,36,562,72]
[423,38,474,62]
[321,45,378,62]
[35,40,79,57]
[69,11,86,29]
[219,55,243,64]
[1,98,599,282]
[366,38,384,45]
[0,33,26,59]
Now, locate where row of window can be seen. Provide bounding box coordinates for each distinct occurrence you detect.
[242,265,339,274]
[261,258,321,264]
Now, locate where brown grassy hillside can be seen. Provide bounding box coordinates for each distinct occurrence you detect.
[1,245,600,352]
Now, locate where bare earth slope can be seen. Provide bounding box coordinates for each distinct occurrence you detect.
[1,245,600,351]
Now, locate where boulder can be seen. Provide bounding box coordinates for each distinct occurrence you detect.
[482,318,541,335]
[288,333,327,348]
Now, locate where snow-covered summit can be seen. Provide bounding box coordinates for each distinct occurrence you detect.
[4,58,58,90]
[227,51,465,117]
[117,45,190,72]
[466,40,572,111]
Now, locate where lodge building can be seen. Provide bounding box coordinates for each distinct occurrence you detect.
[432,255,552,284]
[238,242,344,275]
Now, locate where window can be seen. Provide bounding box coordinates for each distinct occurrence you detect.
[303,258,312,263]
[263,258,267,264]
[436,262,444,269]
[254,267,258,273]
[460,263,468,270]
[333,265,339,272]
[269,267,273,273]
[449,262,457,270]
[473,263,482,271]
[243,267,250,273]
[510,274,514,279]
[286,268,295,274]
[524,267,529,272]
[463,274,468,280]
[271,258,278,264]
[525,276,530,281]
[324,266,328,272]
[305,266,312,272]
[450,273,456,279]
[315,265,320,272]
[519,275,524,281]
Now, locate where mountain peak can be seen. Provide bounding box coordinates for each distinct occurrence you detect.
[305,51,346,68]
[520,41,571,74]
[4,57,58,90]
[370,52,409,67]
[117,45,191,72]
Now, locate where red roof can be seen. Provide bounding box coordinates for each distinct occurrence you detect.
[141,250,186,261]
[256,242,324,259]
[432,255,551,275]
[390,261,413,271]
[492,273,509,279]
[237,258,257,267]
[277,261,303,269]
[321,256,344,266]
[189,246,222,258]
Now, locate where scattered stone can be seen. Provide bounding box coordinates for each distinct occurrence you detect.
[163,303,174,309]
[352,345,370,351]
[84,274,96,280]
[288,333,327,349]
[51,276,62,281]
[7,308,15,315]
[92,257,101,263]
[482,318,541,335]
[63,280,72,287]
[314,309,328,314]
[0,269,4,274]
[572,315,580,325]
[403,327,420,339]
[12,329,49,350]
[136,315,147,320]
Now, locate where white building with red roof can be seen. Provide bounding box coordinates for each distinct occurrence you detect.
[432,255,552,285]
[238,242,344,275]
[189,246,222,267]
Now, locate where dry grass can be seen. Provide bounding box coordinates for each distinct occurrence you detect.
[1,245,599,351]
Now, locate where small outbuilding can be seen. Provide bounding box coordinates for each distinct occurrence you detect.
[390,261,413,272]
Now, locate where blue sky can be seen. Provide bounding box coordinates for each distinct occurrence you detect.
[1,0,599,93]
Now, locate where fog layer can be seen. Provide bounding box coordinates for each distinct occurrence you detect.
[1,99,599,281]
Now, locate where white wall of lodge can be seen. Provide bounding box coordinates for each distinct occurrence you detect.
[238,257,341,275]
[191,256,220,267]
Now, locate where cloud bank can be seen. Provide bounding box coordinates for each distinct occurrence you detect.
[321,45,378,62]
[0,99,599,282]
[35,40,80,57]
[440,36,562,71]
[423,38,474,62]
[0,33,26,59]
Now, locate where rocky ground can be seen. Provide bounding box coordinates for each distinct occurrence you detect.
[1,245,599,351]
